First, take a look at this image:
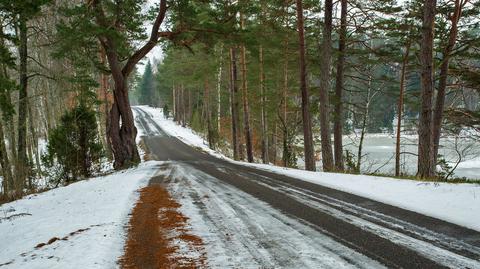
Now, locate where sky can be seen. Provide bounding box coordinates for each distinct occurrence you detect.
[137,0,164,74]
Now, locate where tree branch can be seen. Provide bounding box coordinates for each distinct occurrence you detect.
[122,0,168,77]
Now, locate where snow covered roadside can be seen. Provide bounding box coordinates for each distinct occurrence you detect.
[138,106,480,232]
[0,161,161,268]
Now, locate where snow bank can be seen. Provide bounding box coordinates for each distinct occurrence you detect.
[138,106,480,232]
[0,161,160,269]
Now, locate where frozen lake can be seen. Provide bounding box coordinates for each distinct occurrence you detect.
[303,134,480,180]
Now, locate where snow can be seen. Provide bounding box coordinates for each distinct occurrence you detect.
[137,106,480,232]
[0,161,161,268]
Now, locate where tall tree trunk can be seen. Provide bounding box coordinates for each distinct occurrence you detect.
[395,42,411,177]
[216,45,223,134]
[356,97,368,173]
[272,123,278,165]
[281,37,290,167]
[318,0,334,172]
[172,84,177,121]
[16,14,29,194]
[296,0,316,171]
[93,0,167,170]
[204,79,214,149]
[333,0,347,172]
[417,0,437,179]
[100,39,140,170]
[181,84,186,127]
[432,0,463,166]
[106,78,140,169]
[240,12,254,163]
[229,48,241,160]
[28,102,41,176]
[259,46,269,164]
[0,118,13,195]
[98,47,112,157]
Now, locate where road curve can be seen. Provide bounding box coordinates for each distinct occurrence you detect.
[133,106,480,269]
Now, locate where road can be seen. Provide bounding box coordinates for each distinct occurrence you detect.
[133,106,480,269]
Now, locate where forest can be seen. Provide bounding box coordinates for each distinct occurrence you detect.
[1,0,480,201]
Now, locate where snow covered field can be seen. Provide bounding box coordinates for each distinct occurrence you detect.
[0,161,160,268]
[137,106,480,232]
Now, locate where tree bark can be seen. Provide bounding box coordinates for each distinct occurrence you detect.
[28,101,41,176]
[204,79,214,149]
[395,42,411,177]
[181,85,186,127]
[229,47,241,160]
[16,14,28,193]
[216,47,223,134]
[333,0,347,172]
[417,0,437,179]
[318,0,334,172]
[172,84,177,121]
[432,0,463,166]
[92,0,167,170]
[259,45,269,164]
[296,0,316,171]
[0,118,13,195]
[281,37,290,167]
[240,12,254,163]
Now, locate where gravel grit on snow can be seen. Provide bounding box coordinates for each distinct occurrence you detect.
[138,105,480,232]
[0,161,161,269]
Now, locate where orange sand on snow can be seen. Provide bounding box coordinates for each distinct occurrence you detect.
[119,184,206,269]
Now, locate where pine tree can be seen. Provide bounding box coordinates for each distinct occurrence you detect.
[138,61,157,107]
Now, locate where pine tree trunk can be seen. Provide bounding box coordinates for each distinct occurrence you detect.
[333,0,347,172]
[395,43,411,177]
[181,85,186,127]
[106,86,140,169]
[318,0,334,172]
[281,38,290,167]
[229,47,241,160]
[93,0,167,170]
[240,12,254,163]
[172,84,177,121]
[99,36,141,171]
[356,98,369,173]
[417,0,437,179]
[296,0,316,171]
[28,102,41,176]
[16,15,29,194]
[204,79,214,149]
[259,46,269,164]
[0,118,13,195]
[432,0,462,166]
[98,47,111,157]
[272,123,278,165]
[216,45,223,133]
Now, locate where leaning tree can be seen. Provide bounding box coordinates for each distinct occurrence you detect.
[57,0,222,169]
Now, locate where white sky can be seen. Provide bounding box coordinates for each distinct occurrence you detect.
[137,0,164,74]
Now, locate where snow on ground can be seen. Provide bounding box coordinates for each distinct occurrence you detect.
[138,106,480,232]
[0,161,161,269]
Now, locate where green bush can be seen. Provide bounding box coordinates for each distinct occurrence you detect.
[43,103,103,185]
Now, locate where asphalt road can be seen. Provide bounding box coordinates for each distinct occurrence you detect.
[133,106,480,269]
